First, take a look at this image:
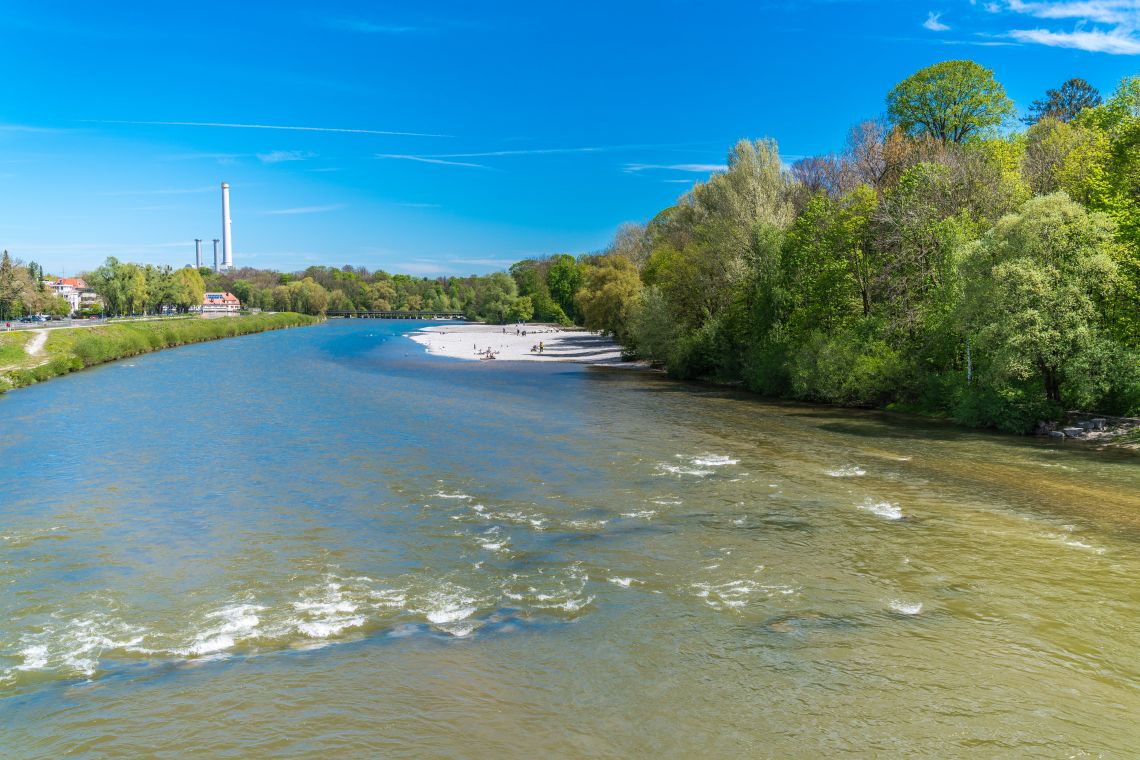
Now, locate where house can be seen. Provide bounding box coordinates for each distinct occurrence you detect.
[43,277,100,314]
[199,291,241,315]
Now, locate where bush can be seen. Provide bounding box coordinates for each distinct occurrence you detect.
[787,326,907,407]
[953,382,1062,433]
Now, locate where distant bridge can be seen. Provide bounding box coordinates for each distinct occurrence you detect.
[327,310,467,320]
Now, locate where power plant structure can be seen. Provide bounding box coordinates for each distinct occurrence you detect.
[221,182,234,271]
[192,183,236,272]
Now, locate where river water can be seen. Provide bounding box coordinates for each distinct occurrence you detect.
[1,320,1138,757]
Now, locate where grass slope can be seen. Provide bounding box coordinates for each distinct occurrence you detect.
[0,313,322,393]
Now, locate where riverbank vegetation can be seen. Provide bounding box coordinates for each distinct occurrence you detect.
[0,313,321,393]
[567,62,1140,432]
[3,60,1136,431]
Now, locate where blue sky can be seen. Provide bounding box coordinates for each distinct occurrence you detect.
[2,0,1139,276]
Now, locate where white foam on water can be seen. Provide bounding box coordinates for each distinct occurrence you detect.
[16,644,48,670]
[179,603,264,656]
[416,583,483,632]
[889,600,923,615]
[1043,532,1107,555]
[657,464,713,477]
[436,492,473,500]
[18,614,149,675]
[292,582,367,640]
[652,499,682,505]
[691,579,797,611]
[426,606,476,624]
[827,466,866,477]
[369,588,407,608]
[691,454,739,467]
[621,510,658,519]
[859,498,903,520]
[608,577,636,588]
[437,621,478,638]
[296,616,366,639]
[563,519,609,530]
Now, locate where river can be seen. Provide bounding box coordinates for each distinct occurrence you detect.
[1,319,1138,757]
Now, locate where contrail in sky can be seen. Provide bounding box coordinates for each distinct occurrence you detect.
[85,120,450,138]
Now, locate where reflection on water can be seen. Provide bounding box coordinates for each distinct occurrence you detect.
[1,320,1139,757]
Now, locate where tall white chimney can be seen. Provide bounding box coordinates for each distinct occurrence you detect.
[213,238,220,273]
[221,182,233,270]
[194,239,202,269]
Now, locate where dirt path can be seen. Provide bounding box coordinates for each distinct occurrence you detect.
[24,329,48,357]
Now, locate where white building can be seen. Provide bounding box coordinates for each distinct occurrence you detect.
[43,277,99,314]
[199,291,241,315]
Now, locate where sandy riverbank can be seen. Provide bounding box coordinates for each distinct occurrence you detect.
[410,323,639,366]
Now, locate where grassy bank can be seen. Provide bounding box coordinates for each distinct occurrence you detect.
[0,313,322,393]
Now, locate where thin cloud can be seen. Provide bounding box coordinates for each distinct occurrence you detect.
[87,120,450,138]
[377,154,487,168]
[924,11,951,30]
[448,257,517,267]
[99,186,215,197]
[326,17,426,34]
[397,261,447,274]
[424,143,698,159]
[9,241,189,253]
[262,204,345,215]
[257,150,316,164]
[1008,26,1140,51]
[0,123,63,133]
[989,0,1140,54]
[160,151,246,162]
[662,179,694,183]
[623,163,726,173]
[1005,1,1132,24]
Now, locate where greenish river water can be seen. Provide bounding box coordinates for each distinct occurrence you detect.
[1,320,1138,757]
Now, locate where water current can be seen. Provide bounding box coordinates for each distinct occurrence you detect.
[1,320,1138,757]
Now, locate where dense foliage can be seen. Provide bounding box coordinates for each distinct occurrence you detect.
[0,251,72,319]
[571,62,1140,431]
[5,60,1137,431]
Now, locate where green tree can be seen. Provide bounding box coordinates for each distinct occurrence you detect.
[961,193,1119,409]
[887,60,1014,143]
[170,267,206,312]
[1025,77,1101,124]
[45,295,72,318]
[506,295,534,323]
[230,279,253,306]
[0,250,22,321]
[575,255,641,340]
[545,254,584,321]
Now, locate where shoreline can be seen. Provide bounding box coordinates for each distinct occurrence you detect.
[409,323,646,368]
[0,313,323,394]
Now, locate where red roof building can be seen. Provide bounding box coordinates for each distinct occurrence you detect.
[200,292,241,314]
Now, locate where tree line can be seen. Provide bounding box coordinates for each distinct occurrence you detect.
[0,252,73,319]
[568,61,1139,432]
[6,61,1136,429]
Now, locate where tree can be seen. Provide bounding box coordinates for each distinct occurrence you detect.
[0,250,22,321]
[1022,118,1110,203]
[961,193,1118,407]
[1025,77,1101,124]
[230,279,253,306]
[545,254,584,321]
[506,295,534,323]
[575,255,641,340]
[45,295,71,318]
[170,267,206,312]
[887,60,1014,143]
